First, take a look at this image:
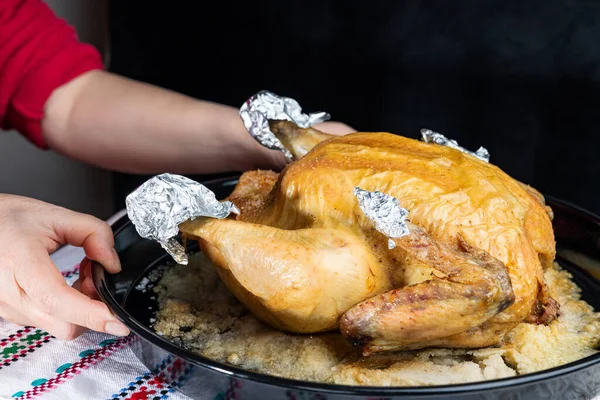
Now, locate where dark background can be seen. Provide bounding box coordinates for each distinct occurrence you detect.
[108,1,600,215]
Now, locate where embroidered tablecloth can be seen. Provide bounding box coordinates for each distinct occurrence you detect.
[0,210,598,400]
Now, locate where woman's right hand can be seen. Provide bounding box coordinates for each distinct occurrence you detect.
[0,194,130,339]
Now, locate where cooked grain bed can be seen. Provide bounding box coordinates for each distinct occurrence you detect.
[152,253,600,386]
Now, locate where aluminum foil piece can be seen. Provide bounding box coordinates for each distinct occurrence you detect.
[239,90,331,160]
[125,173,239,265]
[420,129,490,162]
[353,187,410,249]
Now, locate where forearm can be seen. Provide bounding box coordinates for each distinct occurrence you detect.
[42,70,283,174]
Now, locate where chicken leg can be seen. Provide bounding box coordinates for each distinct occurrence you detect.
[179,218,391,333]
[340,223,515,355]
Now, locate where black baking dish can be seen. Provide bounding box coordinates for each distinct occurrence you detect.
[92,176,600,400]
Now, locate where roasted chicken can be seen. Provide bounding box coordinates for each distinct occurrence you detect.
[180,121,559,355]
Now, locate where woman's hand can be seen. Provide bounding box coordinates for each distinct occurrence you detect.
[314,121,356,136]
[0,194,129,340]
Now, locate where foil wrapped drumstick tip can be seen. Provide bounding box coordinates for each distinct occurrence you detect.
[239,90,331,160]
[125,173,239,265]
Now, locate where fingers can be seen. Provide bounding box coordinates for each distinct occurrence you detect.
[313,121,356,136]
[0,196,128,340]
[51,210,121,274]
[15,246,130,339]
[79,277,100,301]
[75,259,100,300]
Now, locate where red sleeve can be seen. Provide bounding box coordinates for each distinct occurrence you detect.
[0,0,104,148]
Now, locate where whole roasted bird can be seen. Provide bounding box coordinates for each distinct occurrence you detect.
[180,121,559,356]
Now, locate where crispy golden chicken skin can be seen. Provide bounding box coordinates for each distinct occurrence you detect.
[180,121,558,355]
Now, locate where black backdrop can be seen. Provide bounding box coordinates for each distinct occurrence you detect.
[108,1,600,215]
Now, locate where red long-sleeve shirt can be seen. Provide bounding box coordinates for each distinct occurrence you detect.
[0,0,104,148]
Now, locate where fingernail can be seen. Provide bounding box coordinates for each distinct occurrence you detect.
[105,321,130,336]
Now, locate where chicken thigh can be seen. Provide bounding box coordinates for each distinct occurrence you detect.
[180,121,558,355]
